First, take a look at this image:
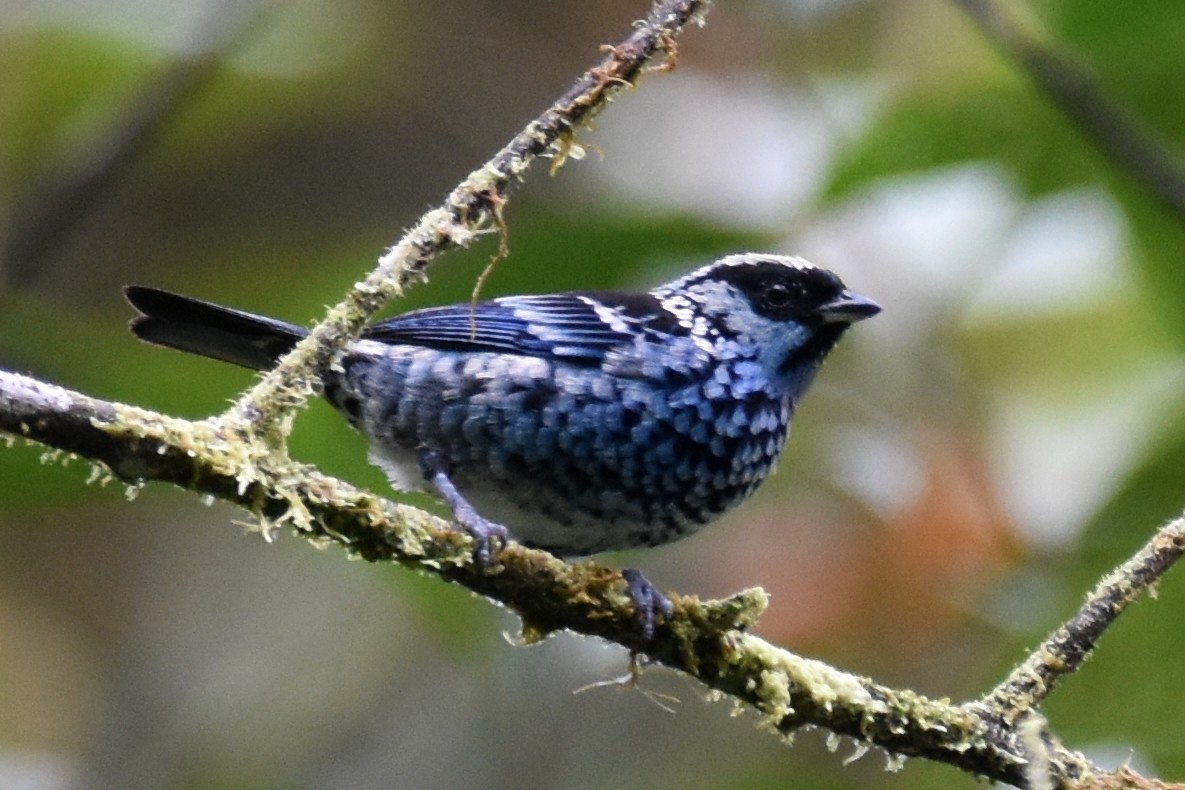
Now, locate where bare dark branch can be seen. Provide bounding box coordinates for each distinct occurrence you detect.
[954,0,1185,222]
[3,0,268,282]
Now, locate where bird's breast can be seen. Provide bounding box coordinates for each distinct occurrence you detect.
[336,347,792,555]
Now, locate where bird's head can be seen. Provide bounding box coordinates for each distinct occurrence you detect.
[656,253,881,400]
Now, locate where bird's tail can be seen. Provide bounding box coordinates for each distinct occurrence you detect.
[125,286,309,371]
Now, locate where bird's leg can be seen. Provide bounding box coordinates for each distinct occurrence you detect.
[418,448,509,566]
[419,449,669,637]
[622,568,675,641]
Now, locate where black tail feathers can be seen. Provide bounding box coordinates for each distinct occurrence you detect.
[125,286,308,371]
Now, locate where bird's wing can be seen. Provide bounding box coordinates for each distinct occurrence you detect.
[363,292,676,364]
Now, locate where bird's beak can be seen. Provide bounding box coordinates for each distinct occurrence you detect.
[817,291,881,324]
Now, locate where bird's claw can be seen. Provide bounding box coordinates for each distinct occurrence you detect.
[453,503,509,567]
[622,568,674,641]
[419,448,510,567]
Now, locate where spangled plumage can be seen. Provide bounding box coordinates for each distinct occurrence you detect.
[126,253,880,635]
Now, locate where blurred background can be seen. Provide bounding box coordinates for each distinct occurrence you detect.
[2,0,1185,787]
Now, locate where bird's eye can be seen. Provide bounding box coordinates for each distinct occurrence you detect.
[763,283,793,309]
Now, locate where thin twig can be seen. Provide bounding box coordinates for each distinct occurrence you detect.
[227,0,712,432]
[985,514,1185,722]
[953,0,1185,222]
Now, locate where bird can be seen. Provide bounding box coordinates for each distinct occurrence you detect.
[125,253,880,637]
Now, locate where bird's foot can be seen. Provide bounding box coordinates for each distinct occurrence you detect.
[419,448,509,566]
[622,568,675,641]
[449,500,509,567]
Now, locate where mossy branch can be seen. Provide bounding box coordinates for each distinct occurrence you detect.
[0,367,1103,787]
[6,367,1184,787]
